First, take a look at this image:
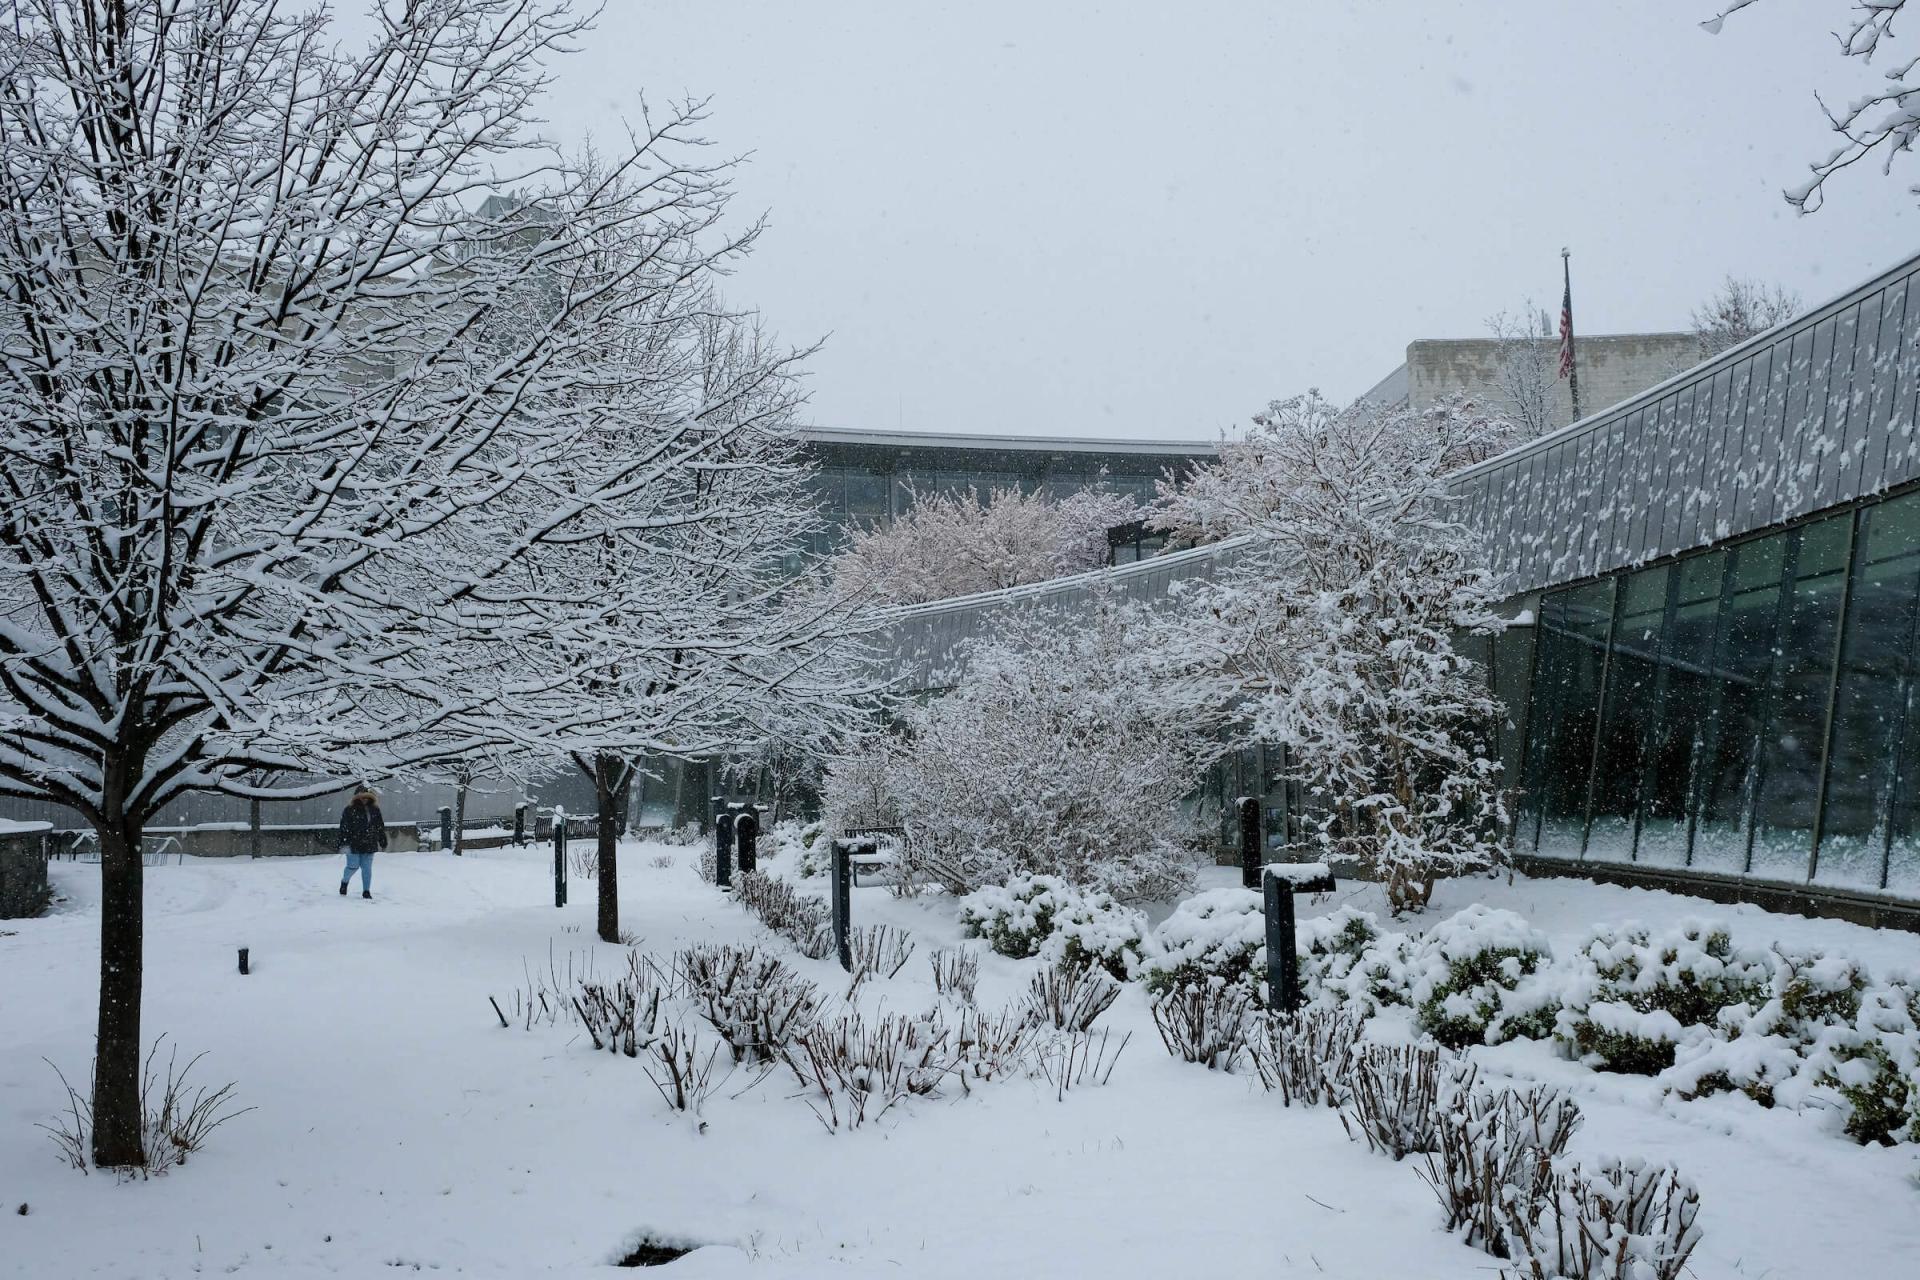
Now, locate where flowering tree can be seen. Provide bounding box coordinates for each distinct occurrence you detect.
[832,485,1139,605]
[0,0,848,1165]
[1151,393,1514,913]
[881,593,1216,902]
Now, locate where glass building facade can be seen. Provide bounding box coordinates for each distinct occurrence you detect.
[872,249,1920,918]
[797,428,1214,558]
[1519,487,1920,898]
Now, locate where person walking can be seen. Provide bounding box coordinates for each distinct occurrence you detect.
[338,788,388,899]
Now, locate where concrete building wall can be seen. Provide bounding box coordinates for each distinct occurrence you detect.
[1401,332,1700,430]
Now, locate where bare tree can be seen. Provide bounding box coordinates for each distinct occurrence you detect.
[1690,274,1801,358]
[1705,1,1920,212]
[1485,306,1558,438]
[0,0,793,1166]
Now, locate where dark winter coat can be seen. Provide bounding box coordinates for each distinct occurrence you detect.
[339,796,388,855]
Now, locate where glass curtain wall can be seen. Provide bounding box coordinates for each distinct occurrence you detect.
[1518,487,1920,898]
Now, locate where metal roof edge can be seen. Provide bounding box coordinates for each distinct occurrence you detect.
[878,534,1254,623]
[1447,246,1920,488]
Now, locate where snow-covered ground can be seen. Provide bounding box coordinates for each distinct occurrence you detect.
[4,846,1918,1279]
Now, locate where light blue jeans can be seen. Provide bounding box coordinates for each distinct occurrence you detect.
[341,850,374,892]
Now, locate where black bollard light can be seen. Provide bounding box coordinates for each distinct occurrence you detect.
[552,809,568,908]
[513,803,527,848]
[237,946,249,976]
[734,808,759,875]
[829,837,857,971]
[1238,796,1263,890]
[714,810,736,889]
[1263,862,1336,1013]
[439,805,454,855]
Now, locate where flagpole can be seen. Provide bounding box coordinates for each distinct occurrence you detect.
[1561,247,1583,423]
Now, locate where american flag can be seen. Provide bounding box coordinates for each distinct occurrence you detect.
[1557,280,1575,379]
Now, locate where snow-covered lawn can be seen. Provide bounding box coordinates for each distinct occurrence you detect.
[3,847,1917,1278]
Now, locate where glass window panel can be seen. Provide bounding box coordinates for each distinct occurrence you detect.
[1493,623,1536,791]
[1692,531,1789,873]
[1750,514,1853,880]
[1636,551,1727,868]
[1588,566,1671,863]
[1521,580,1614,859]
[1826,493,1920,889]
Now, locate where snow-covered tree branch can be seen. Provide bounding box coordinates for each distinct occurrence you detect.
[0,0,868,1167]
[1705,0,1920,211]
[831,484,1139,606]
[1149,392,1515,913]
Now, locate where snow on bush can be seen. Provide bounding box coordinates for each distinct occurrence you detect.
[1149,981,1257,1071]
[1405,904,1555,1049]
[889,596,1212,902]
[1553,922,1772,1075]
[1498,1157,1703,1280]
[818,738,900,845]
[1149,391,1519,913]
[1140,889,1266,997]
[1247,1005,1367,1107]
[1821,978,1920,1146]
[955,874,1149,979]
[831,483,1139,606]
[1418,1080,1584,1256]
[1662,949,1867,1109]
[1296,907,1415,1016]
[958,874,1081,960]
[1041,895,1152,981]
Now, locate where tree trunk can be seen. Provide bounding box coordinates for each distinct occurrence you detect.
[453,778,468,857]
[92,809,146,1168]
[612,764,634,838]
[594,752,622,943]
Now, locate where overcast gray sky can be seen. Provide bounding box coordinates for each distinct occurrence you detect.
[513,1,1915,442]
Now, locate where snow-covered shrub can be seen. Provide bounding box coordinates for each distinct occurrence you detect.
[1296,907,1416,1015]
[1406,905,1554,1049]
[1040,894,1152,982]
[846,924,916,983]
[957,874,1080,960]
[1141,889,1265,997]
[1662,949,1868,1108]
[929,947,981,1005]
[1553,921,1771,1075]
[831,483,1138,606]
[640,1023,724,1115]
[785,1011,952,1132]
[1498,1157,1702,1280]
[733,871,834,960]
[949,1006,1039,1090]
[890,596,1212,901]
[673,945,822,1065]
[1820,978,1920,1146]
[1417,1082,1582,1256]
[1026,962,1122,1032]
[1150,981,1256,1071]
[1033,1027,1131,1097]
[574,955,668,1058]
[1247,1006,1367,1107]
[1341,1045,1468,1160]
